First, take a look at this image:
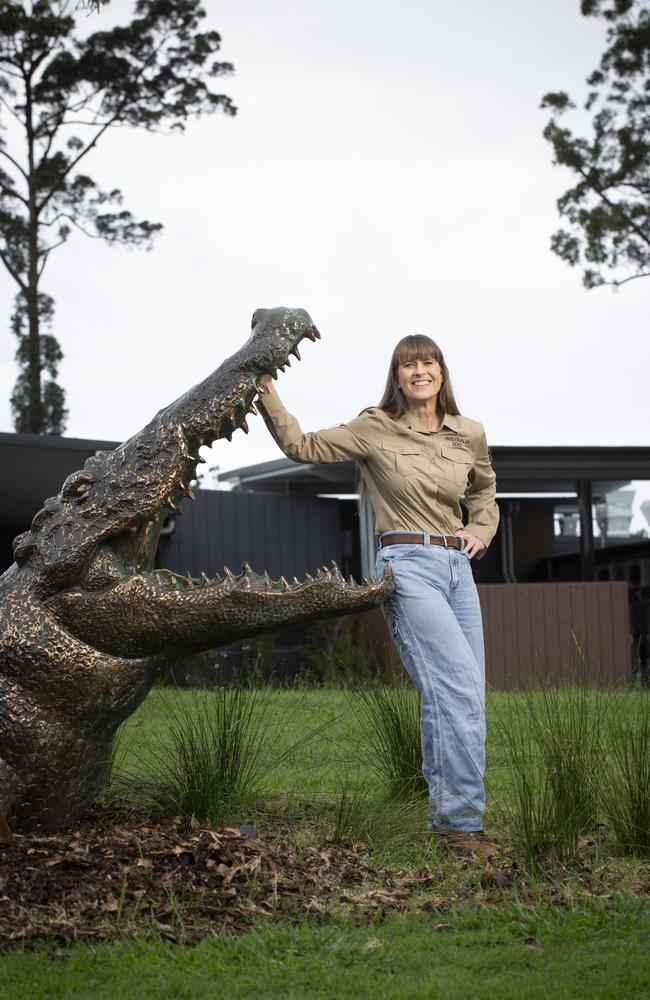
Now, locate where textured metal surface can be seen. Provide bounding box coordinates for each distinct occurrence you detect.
[0,308,393,831]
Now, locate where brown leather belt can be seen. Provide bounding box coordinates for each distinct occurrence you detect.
[379,533,463,550]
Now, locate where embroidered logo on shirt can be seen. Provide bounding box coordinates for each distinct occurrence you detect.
[445,434,471,448]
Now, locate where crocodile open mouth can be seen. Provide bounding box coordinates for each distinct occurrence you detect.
[79,311,386,598]
[147,317,321,524]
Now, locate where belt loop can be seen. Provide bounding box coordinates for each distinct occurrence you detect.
[424,533,430,547]
[442,535,448,548]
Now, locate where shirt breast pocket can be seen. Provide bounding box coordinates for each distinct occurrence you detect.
[440,446,474,490]
[381,441,423,476]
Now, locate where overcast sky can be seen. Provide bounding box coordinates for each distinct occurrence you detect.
[0,1,648,490]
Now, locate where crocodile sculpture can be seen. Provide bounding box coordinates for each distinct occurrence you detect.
[0,307,393,831]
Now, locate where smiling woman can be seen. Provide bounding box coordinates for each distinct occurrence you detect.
[257,333,500,845]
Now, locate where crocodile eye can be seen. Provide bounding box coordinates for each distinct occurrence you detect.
[62,472,94,500]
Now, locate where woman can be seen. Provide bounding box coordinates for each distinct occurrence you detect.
[257,334,499,843]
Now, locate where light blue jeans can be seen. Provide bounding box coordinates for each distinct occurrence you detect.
[374,536,486,832]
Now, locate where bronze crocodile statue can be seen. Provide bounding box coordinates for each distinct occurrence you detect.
[0,307,393,831]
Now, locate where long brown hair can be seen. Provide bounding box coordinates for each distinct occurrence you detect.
[357,335,460,516]
[378,334,460,418]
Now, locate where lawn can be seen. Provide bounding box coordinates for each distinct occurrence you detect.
[2,902,649,999]
[1,684,648,998]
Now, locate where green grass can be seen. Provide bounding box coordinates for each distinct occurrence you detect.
[346,684,429,800]
[112,683,331,827]
[103,684,649,874]
[111,686,649,840]
[2,901,649,998]
[3,685,647,995]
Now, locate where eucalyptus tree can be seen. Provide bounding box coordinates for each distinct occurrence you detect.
[541,0,649,289]
[0,1,235,433]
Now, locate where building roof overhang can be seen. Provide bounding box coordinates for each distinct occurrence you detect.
[219,446,650,497]
[0,431,120,524]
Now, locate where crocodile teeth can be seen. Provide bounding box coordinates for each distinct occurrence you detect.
[279,363,286,373]
[279,576,290,590]
[240,418,249,434]
[242,561,252,575]
[305,573,314,583]
[290,347,301,361]
[224,567,235,582]
[292,576,301,586]
[249,401,258,416]
[201,572,210,585]
[284,357,291,368]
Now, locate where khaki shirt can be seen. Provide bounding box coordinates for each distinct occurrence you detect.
[259,391,500,554]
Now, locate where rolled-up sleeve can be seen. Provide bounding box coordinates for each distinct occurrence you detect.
[463,430,499,554]
[259,390,369,463]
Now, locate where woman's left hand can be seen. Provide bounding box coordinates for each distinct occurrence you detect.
[454,530,486,560]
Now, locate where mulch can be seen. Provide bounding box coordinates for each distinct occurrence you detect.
[1,808,644,951]
[0,807,463,949]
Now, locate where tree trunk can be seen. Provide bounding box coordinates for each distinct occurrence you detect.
[25,70,43,435]
[25,278,43,434]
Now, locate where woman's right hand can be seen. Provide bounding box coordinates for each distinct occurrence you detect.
[257,373,275,397]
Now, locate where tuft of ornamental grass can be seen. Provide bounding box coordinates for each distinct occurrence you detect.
[600,691,650,858]
[328,776,424,852]
[346,685,428,801]
[112,681,328,828]
[492,680,615,869]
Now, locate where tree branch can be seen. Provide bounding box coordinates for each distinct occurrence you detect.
[608,270,650,287]
[48,214,99,240]
[37,241,66,278]
[0,93,26,128]
[0,247,26,291]
[0,64,24,81]
[0,178,28,206]
[36,28,174,214]
[0,148,28,183]
[578,164,650,250]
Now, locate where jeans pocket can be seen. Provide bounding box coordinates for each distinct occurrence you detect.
[378,543,422,563]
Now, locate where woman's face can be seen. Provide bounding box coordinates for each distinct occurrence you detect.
[396,355,443,406]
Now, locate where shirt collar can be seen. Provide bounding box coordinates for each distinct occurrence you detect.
[398,410,462,433]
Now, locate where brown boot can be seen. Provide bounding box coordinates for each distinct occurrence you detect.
[432,829,499,858]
